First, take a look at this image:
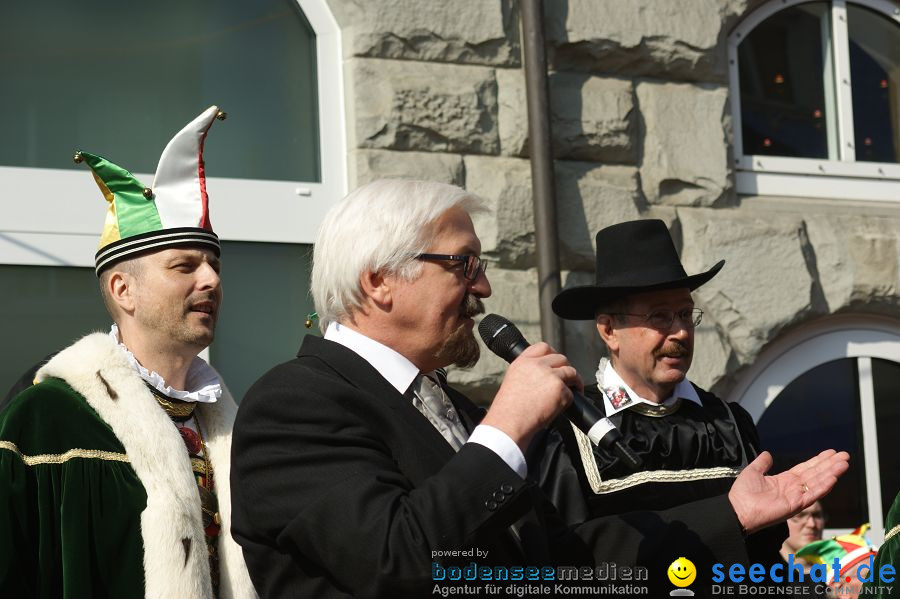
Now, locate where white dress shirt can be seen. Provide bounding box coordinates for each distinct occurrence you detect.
[324,322,527,477]
[595,357,701,415]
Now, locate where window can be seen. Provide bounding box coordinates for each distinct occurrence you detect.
[729,316,900,541]
[0,0,345,267]
[729,0,900,202]
[0,264,109,398]
[210,241,316,401]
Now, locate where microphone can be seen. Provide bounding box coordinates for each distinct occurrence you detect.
[478,314,643,471]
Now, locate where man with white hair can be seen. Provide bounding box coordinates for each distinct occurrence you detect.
[231,179,848,598]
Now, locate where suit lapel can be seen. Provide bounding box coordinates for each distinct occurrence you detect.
[297,335,541,563]
[297,335,456,467]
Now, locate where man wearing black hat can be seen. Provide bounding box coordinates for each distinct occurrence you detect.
[533,219,784,563]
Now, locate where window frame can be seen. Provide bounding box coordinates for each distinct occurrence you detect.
[0,0,346,268]
[729,0,900,202]
[728,314,900,542]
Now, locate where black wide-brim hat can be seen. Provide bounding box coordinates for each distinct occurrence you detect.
[552,219,725,320]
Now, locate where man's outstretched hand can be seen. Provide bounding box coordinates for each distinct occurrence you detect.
[729,449,850,534]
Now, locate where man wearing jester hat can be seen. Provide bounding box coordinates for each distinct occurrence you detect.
[0,107,256,598]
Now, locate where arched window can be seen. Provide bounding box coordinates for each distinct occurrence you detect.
[0,0,344,400]
[729,0,900,202]
[729,316,900,541]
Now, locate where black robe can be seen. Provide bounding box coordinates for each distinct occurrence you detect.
[528,381,789,594]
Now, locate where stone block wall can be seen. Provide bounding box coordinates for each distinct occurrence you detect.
[326,0,900,402]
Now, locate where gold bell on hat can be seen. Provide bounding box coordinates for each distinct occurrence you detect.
[73,151,84,164]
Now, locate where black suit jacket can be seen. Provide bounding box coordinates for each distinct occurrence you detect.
[231,335,750,598]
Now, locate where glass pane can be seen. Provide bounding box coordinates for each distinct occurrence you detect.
[756,359,866,528]
[0,0,319,182]
[0,265,110,402]
[209,241,316,402]
[873,358,900,516]
[847,5,900,163]
[738,2,837,158]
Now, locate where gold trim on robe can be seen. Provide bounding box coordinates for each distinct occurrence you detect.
[0,440,129,466]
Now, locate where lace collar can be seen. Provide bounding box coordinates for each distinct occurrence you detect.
[109,324,221,403]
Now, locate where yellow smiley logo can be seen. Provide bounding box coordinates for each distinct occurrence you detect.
[668,557,696,587]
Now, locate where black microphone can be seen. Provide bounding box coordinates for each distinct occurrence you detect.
[478,314,643,471]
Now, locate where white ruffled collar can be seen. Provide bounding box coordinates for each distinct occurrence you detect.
[109,324,221,403]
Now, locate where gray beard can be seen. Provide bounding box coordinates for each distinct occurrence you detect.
[434,295,484,368]
[438,325,480,368]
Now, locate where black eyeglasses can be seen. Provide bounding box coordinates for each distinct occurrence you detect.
[415,253,487,281]
[610,308,704,330]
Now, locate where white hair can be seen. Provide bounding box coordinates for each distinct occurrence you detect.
[311,179,483,331]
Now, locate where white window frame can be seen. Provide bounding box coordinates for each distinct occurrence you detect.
[728,314,900,543]
[0,0,346,268]
[729,0,900,203]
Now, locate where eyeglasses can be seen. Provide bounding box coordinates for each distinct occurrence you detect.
[610,308,704,330]
[789,510,825,524]
[416,253,488,281]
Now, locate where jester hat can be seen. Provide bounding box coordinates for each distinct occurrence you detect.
[75,106,226,275]
[796,523,879,585]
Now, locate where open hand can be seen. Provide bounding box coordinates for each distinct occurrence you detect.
[728,449,850,534]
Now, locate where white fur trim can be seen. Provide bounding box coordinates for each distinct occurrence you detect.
[198,384,258,599]
[37,333,256,599]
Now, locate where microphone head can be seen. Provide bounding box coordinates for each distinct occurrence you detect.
[478,314,529,362]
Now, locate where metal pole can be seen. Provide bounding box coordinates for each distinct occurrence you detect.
[520,0,565,352]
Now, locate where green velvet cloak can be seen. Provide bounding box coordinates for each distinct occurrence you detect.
[862,493,900,598]
[0,332,256,599]
[0,377,147,598]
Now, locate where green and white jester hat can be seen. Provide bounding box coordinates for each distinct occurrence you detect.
[74,105,227,275]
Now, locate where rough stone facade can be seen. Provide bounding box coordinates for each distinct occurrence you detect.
[325,0,900,403]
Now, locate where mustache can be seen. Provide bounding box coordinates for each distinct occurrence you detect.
[188,292,219,304]
[654,340,690,359]
[187,292,220,309]
[460,295,485,318]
